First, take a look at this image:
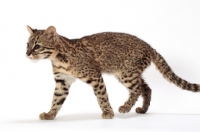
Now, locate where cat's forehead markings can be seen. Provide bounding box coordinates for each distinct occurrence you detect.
[30,35,36,41]
[36,36,39,40]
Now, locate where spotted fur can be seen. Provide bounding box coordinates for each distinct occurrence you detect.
[26,25,200,120]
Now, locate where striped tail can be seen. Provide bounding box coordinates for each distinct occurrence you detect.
[151,49,200,92]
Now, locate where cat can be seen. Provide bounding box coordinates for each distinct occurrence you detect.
[26,25,200,120]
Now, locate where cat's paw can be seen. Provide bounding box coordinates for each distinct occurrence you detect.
[118,105,131,113]
[39,112,56,120]
[102,111,114,119]
[135,107,146,114]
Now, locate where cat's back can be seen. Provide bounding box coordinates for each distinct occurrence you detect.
[81,32,148,50]
[83,32,137,43]
[80,32,151,72]
[81,32,150,58]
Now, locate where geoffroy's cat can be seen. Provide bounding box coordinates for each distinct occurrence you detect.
[26,25,200,120]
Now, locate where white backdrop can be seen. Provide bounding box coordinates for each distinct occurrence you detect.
[0,0,200,132]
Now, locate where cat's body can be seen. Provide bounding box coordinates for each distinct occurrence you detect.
[26,26,200,120]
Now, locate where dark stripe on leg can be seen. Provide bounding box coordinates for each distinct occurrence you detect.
[55,79,65,85]
[57,98,66,105]
[62,87,68,91]
[54,93,62,96]
[128,81,139,90]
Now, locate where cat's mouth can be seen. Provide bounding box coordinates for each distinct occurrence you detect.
[26,55,40,63]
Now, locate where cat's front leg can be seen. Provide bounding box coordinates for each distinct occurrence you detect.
[40,73,75,120]
[80,73,114,119]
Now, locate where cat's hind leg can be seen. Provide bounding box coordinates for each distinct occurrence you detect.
[116,71,151,114]
[117,71,142,113]
[117,56,152,114]
[135,79,151,114]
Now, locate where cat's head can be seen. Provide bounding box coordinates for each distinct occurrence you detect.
[26,25,59,61]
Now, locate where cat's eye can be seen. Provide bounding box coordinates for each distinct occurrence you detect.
[34,44,40,50]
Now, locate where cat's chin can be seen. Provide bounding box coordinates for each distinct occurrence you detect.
[30,59,39,63]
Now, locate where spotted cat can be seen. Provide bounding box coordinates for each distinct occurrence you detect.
[26,25,200,120]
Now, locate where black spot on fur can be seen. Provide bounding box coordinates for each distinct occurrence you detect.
[101,91,106,95]
[94,84,99,88]
[86,79,92,84]
[101,98,105,100]
[99,85,104,89]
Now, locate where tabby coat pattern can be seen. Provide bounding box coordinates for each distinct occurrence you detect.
[26,26,200,120]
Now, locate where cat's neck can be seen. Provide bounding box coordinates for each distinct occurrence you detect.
[48,50,59,61]
[49,35,80,61]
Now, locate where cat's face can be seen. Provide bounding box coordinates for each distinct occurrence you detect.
[26,26,58,61]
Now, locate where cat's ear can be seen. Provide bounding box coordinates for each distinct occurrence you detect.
[44,26,58,42]
[27,25,34,35]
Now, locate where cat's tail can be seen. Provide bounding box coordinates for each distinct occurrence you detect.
[151,48,200,92]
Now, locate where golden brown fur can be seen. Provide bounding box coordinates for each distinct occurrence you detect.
[26,25,200,120]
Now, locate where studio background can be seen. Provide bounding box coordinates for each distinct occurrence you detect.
[0,0,200,132]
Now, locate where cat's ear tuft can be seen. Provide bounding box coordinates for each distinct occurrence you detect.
[44,26,58,42]
[27,25,34,35]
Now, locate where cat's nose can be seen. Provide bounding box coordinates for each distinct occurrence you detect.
[26,51,31,56]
